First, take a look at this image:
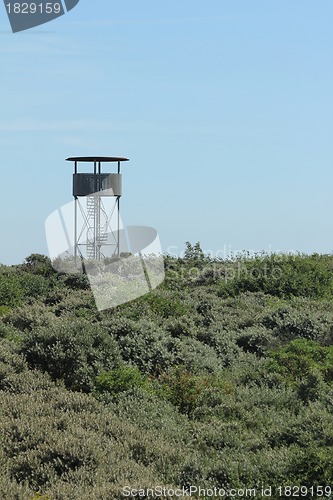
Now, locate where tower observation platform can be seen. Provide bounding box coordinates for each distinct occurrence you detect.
[66,156,129,260]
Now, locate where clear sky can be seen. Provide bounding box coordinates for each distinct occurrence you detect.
[0,1,332,264]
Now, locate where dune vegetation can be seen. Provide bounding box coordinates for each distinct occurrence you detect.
[0,246,333,499]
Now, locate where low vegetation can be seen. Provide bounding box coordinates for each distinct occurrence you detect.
[0,247,333,499]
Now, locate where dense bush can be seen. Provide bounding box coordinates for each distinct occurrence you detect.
[235,326,278,356]
[109,319,174,374]
[20,319,122,391]
[217,253,333,299]
[0,266,57,309]
[0,267,28,307]
[140,291,191,319]
[156,367,217,416]
[0,250,333,497]
[262,305,331,342]
[21,254,56,277]
[3,302,57,332]
[0,367,166,498]
[95,365,151,399]
[267,339,333,384]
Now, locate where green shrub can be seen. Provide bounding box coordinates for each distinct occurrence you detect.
[235,326,277,356]
[18,273,52,300]
[0,265,55,308]
[1,251,333,496]
[218,254,333,299]
[297,370,327,403]
[20,319,122,392]
[0,379,165,496]
[141,292,190,318]
[183,241,207,264]
[263,306,329,342]
[168,336,224,373]
[0,322,23,342]
[95,365,151,398]
[165,316,198,338]
[267,339,333,383]
[0,341,27,391]
[21,254,55,277]
[63,273,90,290]
[0,474,35,500]
[51,289,97,320]
[157,367,214,416]
[0,268,26,307]
[197,328,241,368]
[288,446,333,485]
[4,302,56,332]
[112,320,173,374]
[0,305,12,317]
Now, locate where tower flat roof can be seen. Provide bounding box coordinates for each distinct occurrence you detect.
[66,156,129,162]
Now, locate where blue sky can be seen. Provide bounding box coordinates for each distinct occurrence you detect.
[0,1,332,264]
